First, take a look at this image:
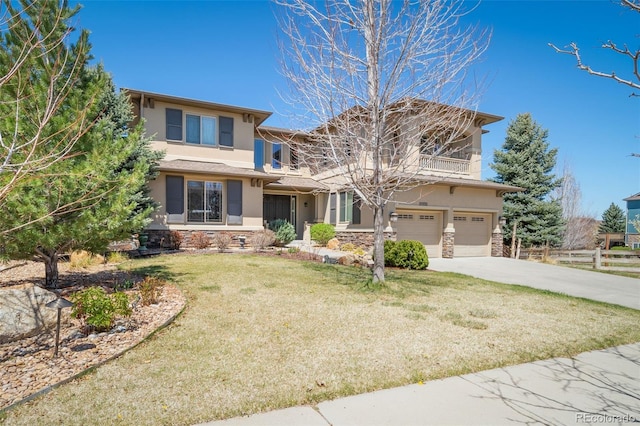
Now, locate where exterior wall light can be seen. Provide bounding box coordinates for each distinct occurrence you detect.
[389,211,399,222]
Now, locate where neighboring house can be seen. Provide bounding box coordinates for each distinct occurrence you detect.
[624,192,640,249]
[126,89,520,258]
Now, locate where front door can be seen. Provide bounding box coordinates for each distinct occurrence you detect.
[263,194,292,227]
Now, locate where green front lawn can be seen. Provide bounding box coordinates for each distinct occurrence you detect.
[4,254,640,425]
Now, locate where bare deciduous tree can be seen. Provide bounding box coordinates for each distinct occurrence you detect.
[276,0,489,283]
[549,0,639,97]
[551,163,597,249]
[0,1,97,207]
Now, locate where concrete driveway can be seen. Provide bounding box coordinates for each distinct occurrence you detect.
[428,257,640,310]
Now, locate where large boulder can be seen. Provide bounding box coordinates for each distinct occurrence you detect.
[0,284,60,343]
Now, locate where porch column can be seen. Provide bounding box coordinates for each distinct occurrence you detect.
[442,209,455,259]
[491,212,503,257]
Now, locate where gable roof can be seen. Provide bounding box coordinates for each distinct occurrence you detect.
[124,88,273,126]
[623,192,640,201]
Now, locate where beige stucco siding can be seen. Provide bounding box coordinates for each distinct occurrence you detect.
[143,100,255,168]
[392,185,502,212]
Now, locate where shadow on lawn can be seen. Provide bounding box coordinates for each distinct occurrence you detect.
[126,263,182,283]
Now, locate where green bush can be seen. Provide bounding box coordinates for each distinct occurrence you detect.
[384,240,428,270]
[71,287,132,332]
[269,219,297,246]
[310,223,335,246]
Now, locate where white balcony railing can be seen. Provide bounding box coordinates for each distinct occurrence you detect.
[419,155,470,174]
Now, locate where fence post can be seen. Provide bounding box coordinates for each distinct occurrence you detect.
[593,247,601,270]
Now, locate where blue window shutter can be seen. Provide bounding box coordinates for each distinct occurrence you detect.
[227,180,243,225]
[219,116,234,147]
[166,108,182,140]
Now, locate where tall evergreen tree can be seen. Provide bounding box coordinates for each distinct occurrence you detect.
[0,0,96,206]
[598,203,626,233]
[491,113,564,247]
[0,3,161,288]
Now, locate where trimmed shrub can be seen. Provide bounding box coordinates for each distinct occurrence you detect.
[191,231,210,249]
[249,229,276,251]
[211,232,233,252]
[384,240,428,270]
[169,230,184,249]
[71,287,132,332]
[310,223,335,246]
[269,219,297,246]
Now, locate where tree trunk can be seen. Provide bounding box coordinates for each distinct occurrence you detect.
[372,205,385,283]
[38,249,60,289]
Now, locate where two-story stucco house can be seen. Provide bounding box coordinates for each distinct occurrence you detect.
[624,192,640,249]
[126,89,520,258]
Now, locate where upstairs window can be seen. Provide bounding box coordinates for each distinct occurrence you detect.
[254,139,264,168]
[272,143,282,169]
[166,108,183,141]
[290,147,299,170]
[186,114,217,146]
[219,116,234,147]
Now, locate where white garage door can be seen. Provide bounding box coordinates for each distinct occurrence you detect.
[395,210,442,258]
[453,213,491,257]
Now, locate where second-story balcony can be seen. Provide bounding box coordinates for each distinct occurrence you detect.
[420,155,470,175]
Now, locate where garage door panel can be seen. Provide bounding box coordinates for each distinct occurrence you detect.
[454,214,490,257]
[395,211,442,258]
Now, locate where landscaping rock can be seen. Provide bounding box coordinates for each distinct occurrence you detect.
[327,238,340,250]
[0,284,59,343]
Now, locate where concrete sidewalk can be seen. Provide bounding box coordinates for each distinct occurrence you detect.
[199,343,640,425]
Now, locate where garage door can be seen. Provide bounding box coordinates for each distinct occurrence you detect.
[453,213,491,257]
[395,210,442,258]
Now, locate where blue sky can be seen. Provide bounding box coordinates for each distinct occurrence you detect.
[73,0,639,217]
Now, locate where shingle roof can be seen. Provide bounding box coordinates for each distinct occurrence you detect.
[623,192,640,201]
[264,176,329,191]
[158,160,276,179]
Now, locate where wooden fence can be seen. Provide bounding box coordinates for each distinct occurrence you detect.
[518,248,640,273]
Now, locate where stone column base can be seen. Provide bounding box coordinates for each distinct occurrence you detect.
[442,231,455,258]
[491,231,504,257]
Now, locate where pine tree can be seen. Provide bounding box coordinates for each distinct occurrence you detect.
[491,113,564,247]
[0,3,162,288]
[599,203,626,233]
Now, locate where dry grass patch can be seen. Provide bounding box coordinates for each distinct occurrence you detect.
[3,254,640,425]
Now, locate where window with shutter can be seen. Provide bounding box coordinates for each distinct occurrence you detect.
[219,116,234,147]
[227,180,243,225]
[166,176,184,223]
[166,108,183,141]
[329,193,336,224]
[254,139,264,169]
